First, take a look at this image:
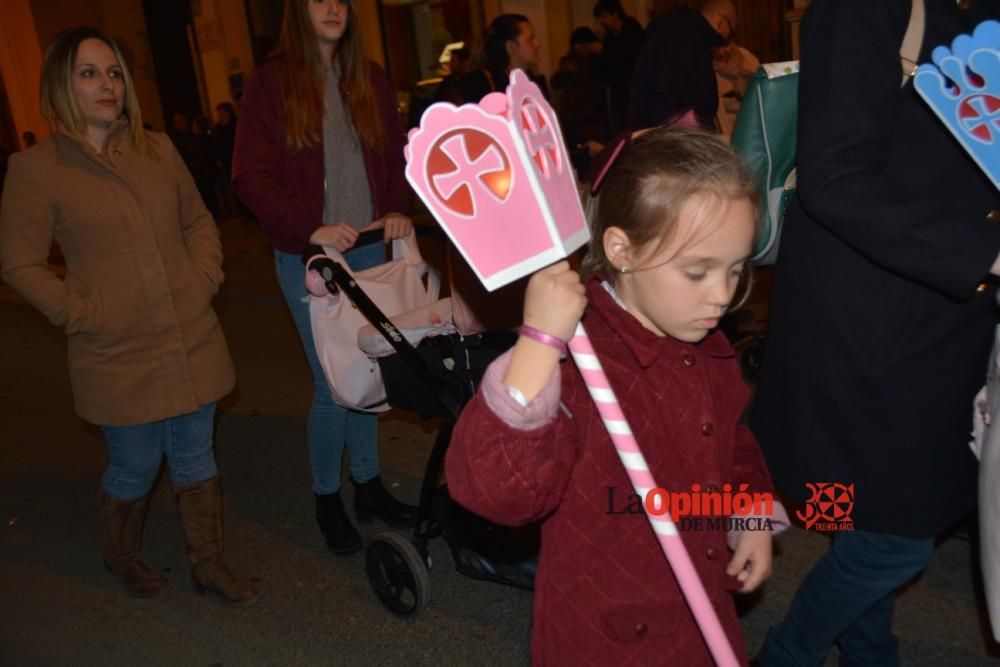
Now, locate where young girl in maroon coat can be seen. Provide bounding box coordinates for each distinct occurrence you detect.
[446,128,787,666]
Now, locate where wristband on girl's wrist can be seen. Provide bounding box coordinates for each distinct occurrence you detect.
[518,325,567,353]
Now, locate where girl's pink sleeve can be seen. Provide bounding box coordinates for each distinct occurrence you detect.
[445,349,580,527]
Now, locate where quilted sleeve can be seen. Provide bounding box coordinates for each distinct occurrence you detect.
[446,352,581,527]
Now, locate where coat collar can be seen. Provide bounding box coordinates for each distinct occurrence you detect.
[55,118,130,158]
[584,274,735,369]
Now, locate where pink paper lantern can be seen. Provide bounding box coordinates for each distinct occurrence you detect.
[405,70,588,291]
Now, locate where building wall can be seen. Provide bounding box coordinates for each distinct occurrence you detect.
[358,1,386,67]
[0,0,46,148]
[190,0,256,119]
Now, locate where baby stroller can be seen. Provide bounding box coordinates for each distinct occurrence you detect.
[304,230,539,618]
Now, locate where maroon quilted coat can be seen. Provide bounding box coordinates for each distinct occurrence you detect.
[447,277,777,666]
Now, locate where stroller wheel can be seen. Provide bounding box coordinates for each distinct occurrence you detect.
[366,532,431,617]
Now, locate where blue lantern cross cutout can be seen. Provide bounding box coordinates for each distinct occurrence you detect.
[915,20,1000,190]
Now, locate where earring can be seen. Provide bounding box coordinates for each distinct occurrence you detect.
[619,266,629,274]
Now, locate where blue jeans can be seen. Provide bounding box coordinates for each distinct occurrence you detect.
[275,242,386,495]
[759,528,934,666]
[100,404,218,501]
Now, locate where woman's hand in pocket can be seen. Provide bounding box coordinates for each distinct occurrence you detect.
[66,288,103,335]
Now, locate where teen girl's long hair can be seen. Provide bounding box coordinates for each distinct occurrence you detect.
[273,0,384,153]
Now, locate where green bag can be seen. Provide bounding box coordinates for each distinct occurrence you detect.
[730,62,799,266]
[731,3,923,266]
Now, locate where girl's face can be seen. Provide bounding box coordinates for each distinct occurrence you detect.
[71,38,125,131]
[308,0,349,49]
[507,21,541,70]
[607,196,755,343]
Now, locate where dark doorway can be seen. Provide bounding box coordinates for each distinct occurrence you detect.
[142,0,202,127]
[244,0,284,66]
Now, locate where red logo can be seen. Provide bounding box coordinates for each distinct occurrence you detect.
[796,482,855,531]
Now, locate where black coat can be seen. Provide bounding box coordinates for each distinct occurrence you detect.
[600,15,645,131]
[751,0,1000,538]
[458,68,548,105]
[626,8,723,131]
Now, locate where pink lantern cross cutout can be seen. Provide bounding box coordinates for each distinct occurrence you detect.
[519,95,561,177]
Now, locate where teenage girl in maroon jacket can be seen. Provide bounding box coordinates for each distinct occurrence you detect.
[232,0,414,555]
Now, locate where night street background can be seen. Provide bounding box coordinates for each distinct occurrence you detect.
[1,218,998,666]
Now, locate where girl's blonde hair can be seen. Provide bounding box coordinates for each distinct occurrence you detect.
[583,127,759,305]
[274,0,384,153]
[41,26,152,156]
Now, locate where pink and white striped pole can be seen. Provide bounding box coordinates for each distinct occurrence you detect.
[568,323,739,667]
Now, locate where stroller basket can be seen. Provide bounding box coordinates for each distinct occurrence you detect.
[376,331,517,419]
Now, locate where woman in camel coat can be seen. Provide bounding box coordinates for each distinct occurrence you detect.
[0,26,255,603]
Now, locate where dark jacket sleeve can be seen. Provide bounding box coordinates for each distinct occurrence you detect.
[231,65,320,250]
[372,65,412,216]
[796,0,1000,297]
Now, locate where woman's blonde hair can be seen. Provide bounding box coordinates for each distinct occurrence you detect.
[583,127,760,308]
[274,0,384,153]
[40,26,152,156]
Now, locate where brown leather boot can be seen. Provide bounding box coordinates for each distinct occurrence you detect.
[99,490,168,598]
[176,476,257,604]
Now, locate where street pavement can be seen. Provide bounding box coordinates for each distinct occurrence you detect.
[1,218,998,666]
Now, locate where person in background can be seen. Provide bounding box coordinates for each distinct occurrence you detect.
[0,146,9,200]
[232,0,416,556]
[459,14,545,103]
[433,47,473,105]
[752,1,1000,663]
[190,115,219,218]
[168,111,197,169]
[593,0,645,133]
[551,27,609,175]
[628,0,737,131]
[212,102,241,220]
[0,26,256,604]
[713,39,759,139]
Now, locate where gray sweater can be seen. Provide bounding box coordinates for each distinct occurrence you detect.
[322,63,372,230]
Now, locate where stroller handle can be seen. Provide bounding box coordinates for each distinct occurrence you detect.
[300,236,463,419]
[302,225,447,265]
